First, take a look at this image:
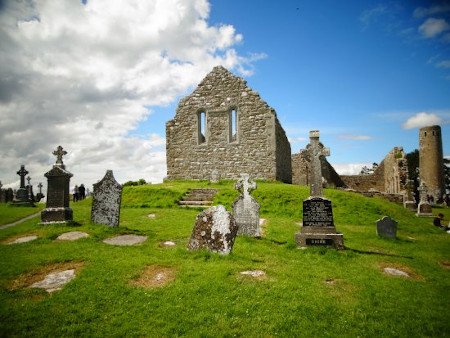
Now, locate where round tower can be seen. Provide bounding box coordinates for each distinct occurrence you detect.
[419,125,444,201]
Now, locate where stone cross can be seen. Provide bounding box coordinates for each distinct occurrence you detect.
[418,182,428,203]
[38,182,43,194]
[0,181,2,190]
[17,165,29,188]
[235,173,256,200]
[27,176,31,186]
[308,130,330,197]
[53,145,67,168]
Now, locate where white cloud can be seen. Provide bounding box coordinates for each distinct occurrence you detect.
[337,134,372,141]
[413,5,450,18]
[402,112,443,129]
[332,163,371,175]
[418,18,450,38]
[436,60,450,68]
[359,5,387,28]
[0,0,262,190]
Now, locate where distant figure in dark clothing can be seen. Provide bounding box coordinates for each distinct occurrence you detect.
[73,185,79,202]
[79,184,86,200]
[445,194,450,207]
[433,213,444,228]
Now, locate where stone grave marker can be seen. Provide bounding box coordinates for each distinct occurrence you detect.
[41,146,73,224]
[11,165,34,206]
[210,169,220,183]
[376,216,397,239]
[91,170,122,227]
[295,130,344,249]
[403,179,416,211]
[0,181,3,203]
[188,205,238,254]
[35,182,45,202]
[232,173,261,236]
[416,182,432,217]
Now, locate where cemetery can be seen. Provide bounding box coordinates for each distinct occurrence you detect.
[0,172,449,336]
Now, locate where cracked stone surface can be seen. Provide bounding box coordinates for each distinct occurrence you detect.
[8,235,38,244]
[57,231,89,241]
[103,234,147,246]
[30,269,76,293]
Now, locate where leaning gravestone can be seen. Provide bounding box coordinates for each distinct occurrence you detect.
[188,205,238,254]
[232,174,261,237]
[295,130,344,249]
[91,170,122,227]
[416,182,432,217]
[41,146,73,224]
[376,216,397,239]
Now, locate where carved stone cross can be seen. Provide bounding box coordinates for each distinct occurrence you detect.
[418,182,428,203]
[17,165,29,188]
[38,182,43,194]
[53,145,67,168]
[308,130,330,197]
[27,176,31,186]
[235,173,256,200]
[0,181,2,190]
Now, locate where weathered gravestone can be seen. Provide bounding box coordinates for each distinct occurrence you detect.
[376,216,397,239]
[295,131,344,249]
[232,174,261,237]
[41,146,73,224]
[11,165,34,206]
[416,182,432,217]
[91,170,122,227]
[0,181,3,203]
[403,179,416,211]
[210,169,220,183]
[188,205,238,254]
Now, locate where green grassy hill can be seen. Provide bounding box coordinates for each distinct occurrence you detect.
[0,181,449,337]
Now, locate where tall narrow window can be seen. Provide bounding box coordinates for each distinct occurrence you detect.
[229,109,237,142]
[198,111,206,144]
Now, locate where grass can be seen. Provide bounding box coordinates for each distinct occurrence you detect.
[0,181,449,337]
[0,203,44,226]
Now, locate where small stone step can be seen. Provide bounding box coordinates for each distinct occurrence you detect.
[178,188,218,207]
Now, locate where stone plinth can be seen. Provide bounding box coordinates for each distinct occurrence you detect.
[416,202,433,217]
[188,205,238,254]
[91,170,122,227]
[295,197,344,249]
[41,165,73,224]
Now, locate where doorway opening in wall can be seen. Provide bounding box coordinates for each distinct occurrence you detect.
[229,108,237,142]
[198,111,206,144]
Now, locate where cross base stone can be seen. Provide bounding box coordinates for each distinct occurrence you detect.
[295,231,344,250]
[403,201,416,211]
[416,202,433,217]
[41,207,73,224]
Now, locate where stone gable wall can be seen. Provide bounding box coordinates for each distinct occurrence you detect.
[166,66,292,182]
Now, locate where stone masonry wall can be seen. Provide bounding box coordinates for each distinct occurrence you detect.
[166,66,292,182]
[341,147,408,194]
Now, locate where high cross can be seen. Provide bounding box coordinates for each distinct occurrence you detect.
[26,176,31,186]
[309,130,330,197]
[53,145,67,167]
[16,165,29,188]
[37,182,43,193]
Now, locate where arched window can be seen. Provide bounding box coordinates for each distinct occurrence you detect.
[229,108,237,142]
[198,111,206,144]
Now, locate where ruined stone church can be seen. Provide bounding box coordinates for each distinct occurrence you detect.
[166,66,292,183]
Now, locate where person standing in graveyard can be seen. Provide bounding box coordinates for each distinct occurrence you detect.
[73,185,79,202]
[79,184,86,200]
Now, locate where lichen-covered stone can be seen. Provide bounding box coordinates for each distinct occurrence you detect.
[188,205,238,254]
[232,174,261,237]
[91,170,122,227]
[166,66,291,183]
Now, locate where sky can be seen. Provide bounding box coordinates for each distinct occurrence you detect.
[0,0,449,193]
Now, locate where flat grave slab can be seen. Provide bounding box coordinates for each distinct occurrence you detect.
[103,234,147,246]
[8,235,38,244]
[30,269,76,293]
[57,231,89,241]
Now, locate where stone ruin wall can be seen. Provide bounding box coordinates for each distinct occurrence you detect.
[341,147,408,195]
[166,66,292,183]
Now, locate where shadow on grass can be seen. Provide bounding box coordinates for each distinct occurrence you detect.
[345,246,413,259]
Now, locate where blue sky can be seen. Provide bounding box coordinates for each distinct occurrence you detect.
[136,0,450,170]
[0,0,449,189]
